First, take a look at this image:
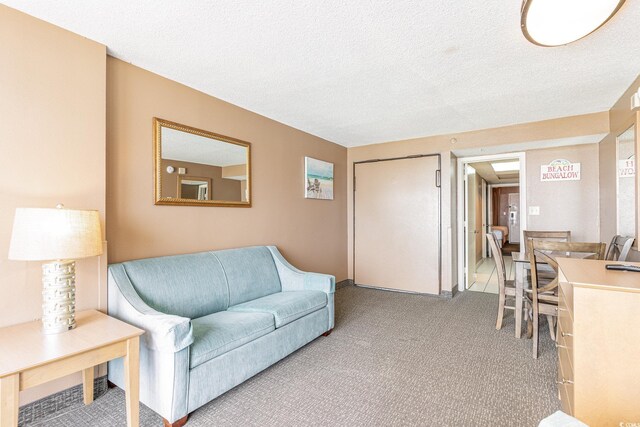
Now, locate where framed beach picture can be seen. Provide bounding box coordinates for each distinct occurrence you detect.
[305,157,334,200]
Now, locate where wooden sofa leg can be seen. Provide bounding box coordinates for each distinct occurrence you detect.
[322,329,333,337]
[163,415,188,427]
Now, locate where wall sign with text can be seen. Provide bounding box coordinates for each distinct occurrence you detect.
[618,157,635,178]
[540,159,581,182]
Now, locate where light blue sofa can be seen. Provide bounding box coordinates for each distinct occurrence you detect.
[107,246,335,426]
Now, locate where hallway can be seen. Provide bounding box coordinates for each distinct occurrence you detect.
[467,255,514,294]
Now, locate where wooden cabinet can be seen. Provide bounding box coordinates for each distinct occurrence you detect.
[557,258,640,426]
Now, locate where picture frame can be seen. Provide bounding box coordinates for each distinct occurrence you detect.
[304,157,334,200]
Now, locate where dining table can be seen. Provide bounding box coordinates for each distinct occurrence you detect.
[511,250,593,338]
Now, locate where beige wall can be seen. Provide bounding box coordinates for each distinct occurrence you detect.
[106,58,348,280]
[347,112,609,292]
[221,164,247,178]
[599,75,640,260]
[0,5,106,404]
[526,144,600,242]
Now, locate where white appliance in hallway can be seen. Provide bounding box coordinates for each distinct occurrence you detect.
[354,155,441,294]
[508,193,520,243]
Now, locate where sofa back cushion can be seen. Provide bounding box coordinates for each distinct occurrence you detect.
[120,252,228,319]
[214,246,281,306]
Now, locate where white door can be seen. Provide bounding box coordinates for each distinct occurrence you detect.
[465,166,480,288]
[508,193,520,243]
[354,155,440,294]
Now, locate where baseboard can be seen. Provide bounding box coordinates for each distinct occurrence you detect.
[355,284,455,300]
[18,376,108,426]
[336,279,354,289]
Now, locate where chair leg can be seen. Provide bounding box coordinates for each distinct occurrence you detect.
[532,305,539,359]
[546,315,556,341]
[524,299,533,339]
[495,292,506,330]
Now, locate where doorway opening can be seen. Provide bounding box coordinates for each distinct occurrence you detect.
[457,153,526,293]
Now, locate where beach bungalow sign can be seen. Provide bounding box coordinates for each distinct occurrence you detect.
[540,159,581,182]
[305,157,334,200]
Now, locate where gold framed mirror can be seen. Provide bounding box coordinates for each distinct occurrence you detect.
[154,118,251,207]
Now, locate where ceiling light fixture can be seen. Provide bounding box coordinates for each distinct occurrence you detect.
[491,161,520,173]
[521,0,626,47]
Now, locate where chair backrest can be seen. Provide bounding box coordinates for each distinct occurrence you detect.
[526,240,606,303]
[605,235,635,261]
[486,233,507,290]
[523,230,571,254]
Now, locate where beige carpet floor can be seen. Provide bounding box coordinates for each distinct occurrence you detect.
[26,285,560,426]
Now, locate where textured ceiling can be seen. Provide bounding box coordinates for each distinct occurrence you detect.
[162,128,247,167]
[470,160,520,185]
[3,1,639,147]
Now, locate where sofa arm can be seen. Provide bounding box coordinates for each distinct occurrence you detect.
[108,265,194,353]
[267,246,335,294]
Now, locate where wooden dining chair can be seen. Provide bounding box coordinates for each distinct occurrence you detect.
[525,240,606,359]
[523,230,572,280]
[605,235,635,261]
[486,233,516,330]
[523,230,571,253]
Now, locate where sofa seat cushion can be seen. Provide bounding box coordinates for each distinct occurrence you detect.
[190,311,275,368]
[227,291,327,328]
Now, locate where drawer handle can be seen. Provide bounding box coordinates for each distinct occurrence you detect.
[561,332,573,337]
[557,307,567,312]
[556,379,574,385]
[556,343,568,349]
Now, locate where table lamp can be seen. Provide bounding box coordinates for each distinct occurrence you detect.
[8,205,103,334]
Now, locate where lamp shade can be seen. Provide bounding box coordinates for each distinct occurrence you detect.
[521,0,626,47]
[8,207,103,261]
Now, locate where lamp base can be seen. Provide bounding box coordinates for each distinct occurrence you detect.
[41,260,76,334]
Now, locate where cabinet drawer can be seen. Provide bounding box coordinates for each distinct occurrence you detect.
[557,350,574,415]
[558,280,574,319]
[558,341,573,378]
[558,378,574,416]
[557,309,573,350]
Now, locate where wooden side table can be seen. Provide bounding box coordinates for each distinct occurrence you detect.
[0,310,144,427]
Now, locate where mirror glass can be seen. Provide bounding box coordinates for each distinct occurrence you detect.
[178,177,209,200]
[154,118,251,206]
[617,125,636,238]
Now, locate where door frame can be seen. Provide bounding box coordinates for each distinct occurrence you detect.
[481,178,488,259]
[457,152,526,293]
[353,153,442,293]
